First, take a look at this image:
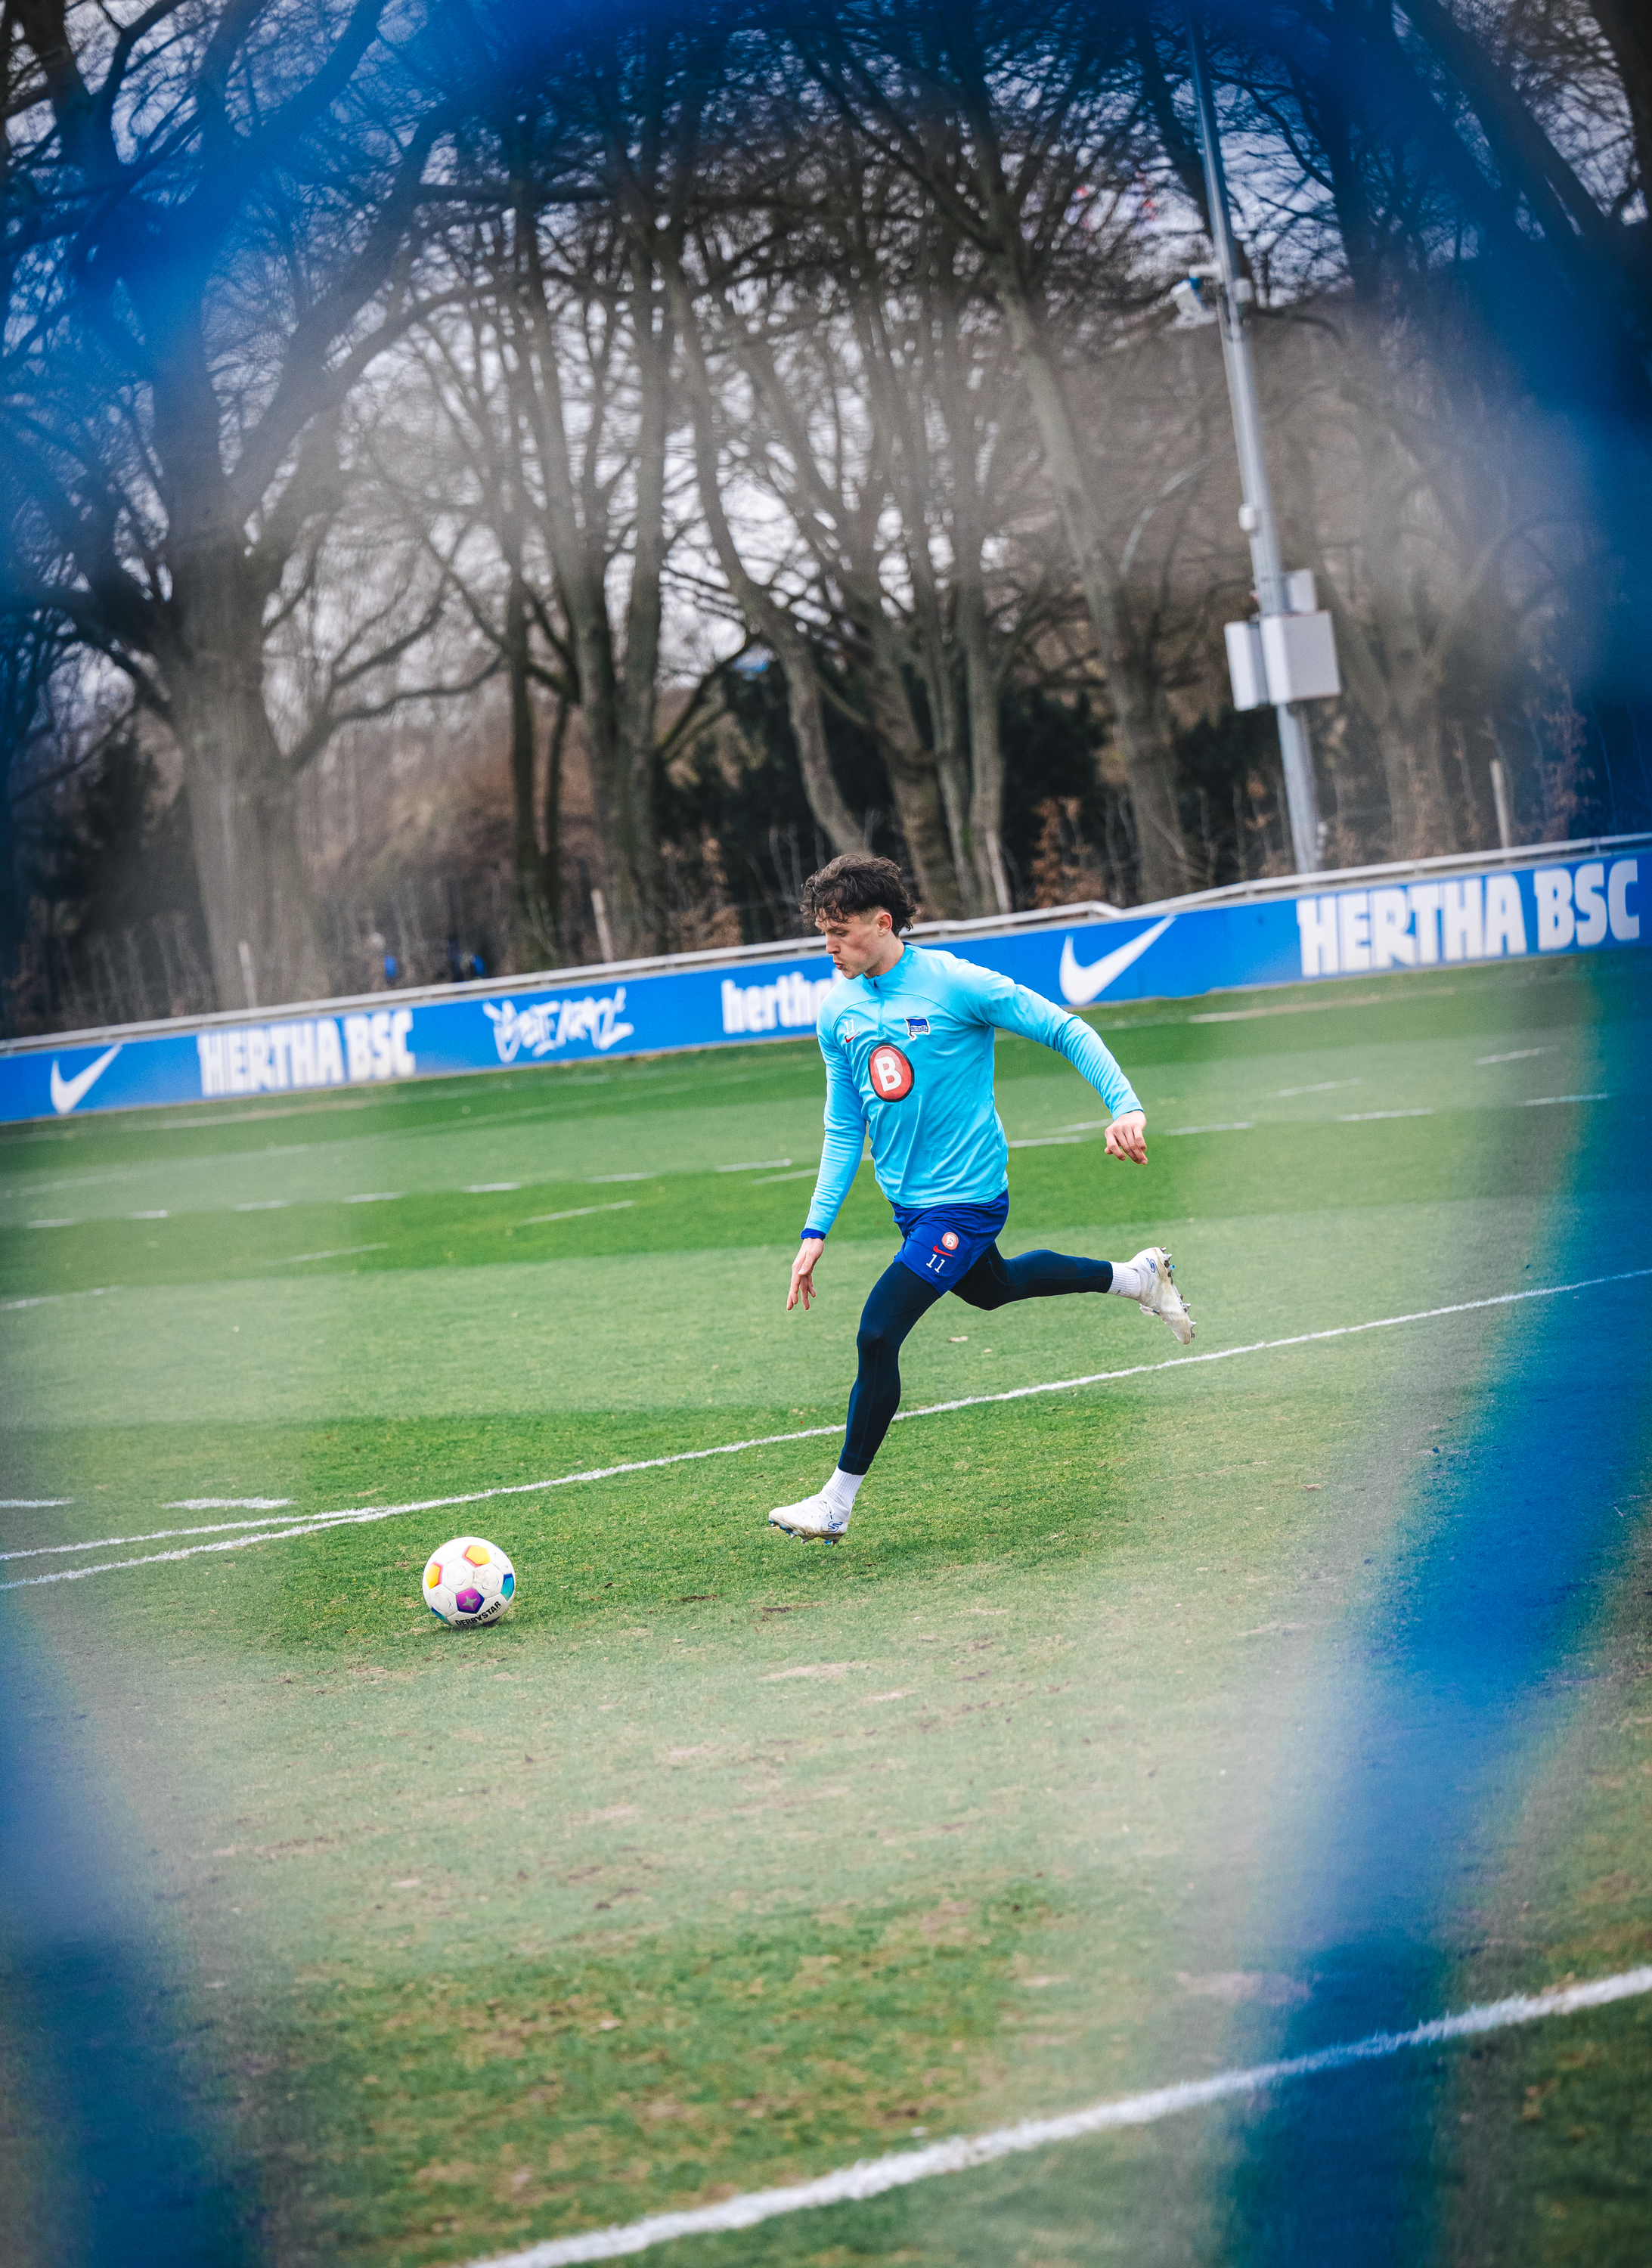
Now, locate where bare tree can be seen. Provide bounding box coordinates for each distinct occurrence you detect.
[668,81,1080,917]
[474,27,705,959]
[798,1,1197,898]
[1,0,482,1008]
[374,268,577,964]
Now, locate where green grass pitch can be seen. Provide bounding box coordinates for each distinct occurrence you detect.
[2,952,1649,2268]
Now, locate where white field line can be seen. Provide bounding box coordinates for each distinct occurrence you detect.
[166,1495,293,1510]
[0,1508,321,1563]
[465,1967,1652,2268]
[522,1202,637,1225]
[265,1243,387,1266]
[1,1285,118,1312]
[7,1267,1650,1596]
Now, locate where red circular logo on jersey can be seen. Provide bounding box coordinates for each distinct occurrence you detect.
[941,1231,959,1251]
[868,1043,914,1100]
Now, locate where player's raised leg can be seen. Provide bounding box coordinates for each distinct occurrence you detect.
[954,1243,1195,1346]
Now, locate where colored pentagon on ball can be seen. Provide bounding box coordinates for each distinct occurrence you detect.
[426,1566,442,1587]
[463,1543,490,1566]
[501,1572,514,1597]
[454,1587,484,1614]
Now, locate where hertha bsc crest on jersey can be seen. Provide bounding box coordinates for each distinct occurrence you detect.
[905,1016,931,1036]
[868,1043,914,1099]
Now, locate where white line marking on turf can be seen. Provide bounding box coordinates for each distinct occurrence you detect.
[522,1202,637,1225]
[166,1496,293,1510]
[461,1967,1652,2267]
[0,1507,322,1562]
[1521,1092,1610,1106]
[346,1191,401,1202]
[234,1200,292,1210]
[717,1159,793,1172]
[1337,1108,1434,1120]
[466,1182,522,1193]
[265,1244,387,1265]
[1189,991,1389,1023]
[9,1268,1650,1594]
[1008,1136,1081,1148]
[1477,1048,1553,1064]
[1,1286,118,1312]
[0,1498,74,1507]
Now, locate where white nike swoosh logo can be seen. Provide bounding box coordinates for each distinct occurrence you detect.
[50,1043,122,1114]
[1058,917,1176,1005]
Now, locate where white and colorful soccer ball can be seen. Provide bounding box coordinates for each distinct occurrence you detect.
[422,1535,516,1626]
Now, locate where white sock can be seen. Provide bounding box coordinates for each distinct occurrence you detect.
[821,1468,864,1515]
[1107,1259,1145,1300]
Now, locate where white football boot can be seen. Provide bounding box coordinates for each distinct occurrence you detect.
[767,1492,852,1544]
[1130,1246,1195,1345]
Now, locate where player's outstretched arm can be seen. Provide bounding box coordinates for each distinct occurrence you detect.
[789,1236,826,1310]
[969,961,1147,1153]
[789,1027,863,1312]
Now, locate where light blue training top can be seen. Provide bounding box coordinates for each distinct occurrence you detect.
[802,942,1143,1237]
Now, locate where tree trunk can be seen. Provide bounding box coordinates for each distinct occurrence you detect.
[1346,335,1456,857]
[521,381,643,958]
[991,272,1188,900]
[768,627,864,860]
[617,243,671,953]
[161,556,327,1011]
[517,231,660,962]
[1310,81,1455,858]
[883,747,964,919]
[859,625,964,917]
[541,691,568,956]
[906,606,976,907]
[566,609,645,955]
[667,262,865,863]
[504,567,551,967]
[960,582,1012,912]
[876,379,978,909]
[1593,0,1652,215]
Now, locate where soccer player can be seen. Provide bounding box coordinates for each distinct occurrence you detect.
[769,853,1193,1543]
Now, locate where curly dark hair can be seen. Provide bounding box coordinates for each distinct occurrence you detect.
[799,853,918,934]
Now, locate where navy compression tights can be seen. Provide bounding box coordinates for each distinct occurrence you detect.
[838,1247,1114,1476]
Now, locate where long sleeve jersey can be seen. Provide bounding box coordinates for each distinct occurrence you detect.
[801,943,1142,1237]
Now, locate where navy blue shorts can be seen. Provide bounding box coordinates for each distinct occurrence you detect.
[891,1191,1010,1290]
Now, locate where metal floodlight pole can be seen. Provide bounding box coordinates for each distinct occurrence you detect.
[1186,6,1322,874]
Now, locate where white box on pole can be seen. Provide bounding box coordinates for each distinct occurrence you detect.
[1284,568,1317,613]
[1259,610,1341,702]
[1224,619,1269,710]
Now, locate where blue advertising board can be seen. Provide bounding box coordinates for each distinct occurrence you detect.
[2,848,1642,1127]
